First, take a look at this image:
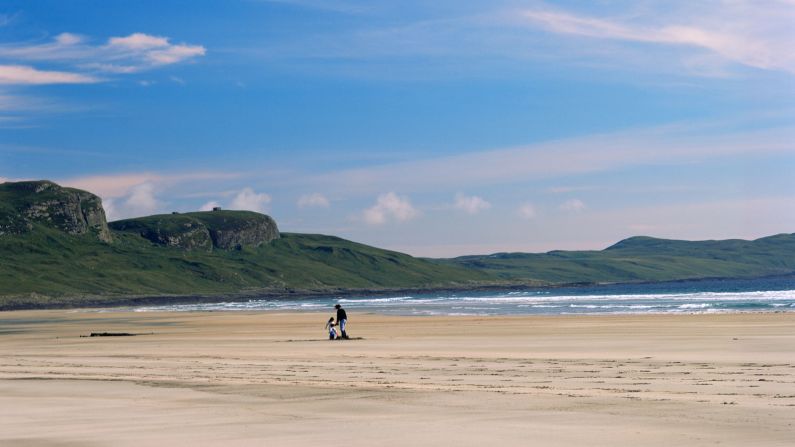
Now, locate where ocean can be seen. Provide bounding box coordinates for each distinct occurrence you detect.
[131,275,795,316]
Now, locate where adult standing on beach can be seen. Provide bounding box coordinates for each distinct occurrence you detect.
[334,304,349,339]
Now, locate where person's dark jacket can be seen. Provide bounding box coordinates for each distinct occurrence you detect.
[336,308,348,321]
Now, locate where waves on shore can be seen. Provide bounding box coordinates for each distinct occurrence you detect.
[130,277,795,316]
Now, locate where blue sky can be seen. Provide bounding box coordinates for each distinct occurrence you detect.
[1,0,793,256]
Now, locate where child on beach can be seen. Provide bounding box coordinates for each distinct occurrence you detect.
[325,317,338,340]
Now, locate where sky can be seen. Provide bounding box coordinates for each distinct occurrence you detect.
[1,0,794,257]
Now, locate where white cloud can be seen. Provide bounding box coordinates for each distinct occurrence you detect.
[518,202,536,220]
[363,192,419,225]
[297,192,330,208]
[105,33,206,66]
[108,33,170,51]
[101,181,162,220]
[102,198,118,221]
[230,187,271,213]
[147,44,206,65]
[55,33,84,46]
[559,198,586,212]
[453,193,491,214]
[0,64,99,85]
[124,182,161,216]
[200,201,221,211]
[0,32,206,74]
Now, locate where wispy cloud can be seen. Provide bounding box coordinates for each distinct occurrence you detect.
[521,1,795,75]
[0,32,205,74]
[0,64,99,85]
[243,1,794,80]
[559,198,586,212]
[297,192,330,208]
[0,91,80,125]
[310,123,794,195]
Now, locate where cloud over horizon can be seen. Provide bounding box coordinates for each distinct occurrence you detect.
[103,182,161,220]
[559,198,586,212]
[230,187,272,213]
[362,192,419,225]
[297,192,330,208]
[453,193,491,215]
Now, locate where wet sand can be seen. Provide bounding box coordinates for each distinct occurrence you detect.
[1,310,793,446]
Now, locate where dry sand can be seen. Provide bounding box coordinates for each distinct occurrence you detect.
[1,310,793,446]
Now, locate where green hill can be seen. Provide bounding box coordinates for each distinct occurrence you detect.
[0,226,491,303]
[441,234,795,283]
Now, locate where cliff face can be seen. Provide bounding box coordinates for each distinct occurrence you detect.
[201,212,280,250]
[0,180,112,242]
[109,210,280,250]
[0,180,280,251]
[110,214,214,250]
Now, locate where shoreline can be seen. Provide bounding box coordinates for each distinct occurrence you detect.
[2,272,794,312]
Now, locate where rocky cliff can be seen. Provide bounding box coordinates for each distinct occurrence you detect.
[109,210,280,250]
[0,180,112,242]
[0,180,280,250]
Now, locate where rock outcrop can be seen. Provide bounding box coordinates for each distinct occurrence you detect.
[110,214,214,250]
[0,180,280,250]
[0,180,112,242]
[109,210,280,251]
[203,213,280,250]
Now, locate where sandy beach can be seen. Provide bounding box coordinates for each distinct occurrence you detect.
[1,310,793,446]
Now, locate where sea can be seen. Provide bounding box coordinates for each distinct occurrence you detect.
[132,275,795,316]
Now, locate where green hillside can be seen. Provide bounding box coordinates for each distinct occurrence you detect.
[0,225,493,307]
[440,234,795,283]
